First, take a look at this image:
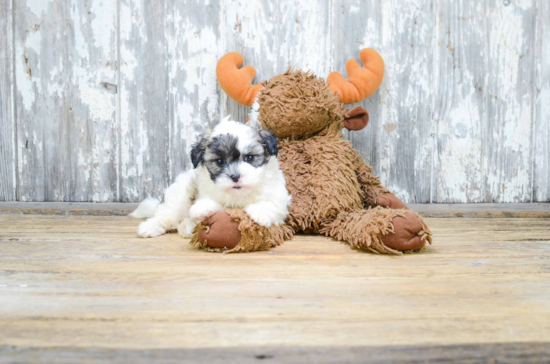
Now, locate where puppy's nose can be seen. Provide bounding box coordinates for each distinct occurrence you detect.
[230,174,241,182]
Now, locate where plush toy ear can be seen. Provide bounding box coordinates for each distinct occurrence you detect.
[343,106,369,131]
[190,130,211,168]
[259,129,278,156]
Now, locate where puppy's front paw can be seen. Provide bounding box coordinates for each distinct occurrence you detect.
[177,218,197,239]
[245,203,276,228]
[189,199,221,222]
[138,219,166,238]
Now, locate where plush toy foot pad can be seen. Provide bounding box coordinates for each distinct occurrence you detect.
[197,211,241,249]
[381,213,428,251]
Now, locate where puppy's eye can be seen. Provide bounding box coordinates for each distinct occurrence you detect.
[244,155,254,163]
[216,158,224,166]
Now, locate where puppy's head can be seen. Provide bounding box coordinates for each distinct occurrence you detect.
[191,116,278,191]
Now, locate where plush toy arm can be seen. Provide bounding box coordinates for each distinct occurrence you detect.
[354,156,408,210]
[190,209,293,253]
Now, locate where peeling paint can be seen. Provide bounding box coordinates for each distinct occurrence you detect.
[26,0,54,17]
[485,0,535,202]
[3,0,548,203]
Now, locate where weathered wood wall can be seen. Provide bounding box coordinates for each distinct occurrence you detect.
[0,0,548,203]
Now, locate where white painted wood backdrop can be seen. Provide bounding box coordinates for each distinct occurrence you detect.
[0,0,548,203]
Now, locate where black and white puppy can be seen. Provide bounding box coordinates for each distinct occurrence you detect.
[131,116,291,238]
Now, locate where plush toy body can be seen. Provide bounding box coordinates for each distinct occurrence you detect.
[195,49,432,254]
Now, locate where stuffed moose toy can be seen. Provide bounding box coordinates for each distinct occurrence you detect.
[191,48,432,254]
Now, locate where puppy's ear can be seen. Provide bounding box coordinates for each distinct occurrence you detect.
[259,129,278,156]
[190,130,210,168]
[190,143,205,169]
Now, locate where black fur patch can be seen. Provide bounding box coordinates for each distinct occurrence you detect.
[259,129,278,156]
[190,131,210,168]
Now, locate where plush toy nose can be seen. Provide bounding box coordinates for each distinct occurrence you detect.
[230,174,241,182]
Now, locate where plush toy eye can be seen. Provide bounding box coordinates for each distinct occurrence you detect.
[244,155,254,163]
[216,158,224,166]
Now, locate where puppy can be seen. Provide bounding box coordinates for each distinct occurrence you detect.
[131,116,291,239]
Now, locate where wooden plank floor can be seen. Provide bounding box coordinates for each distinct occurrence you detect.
[1,214,550,363]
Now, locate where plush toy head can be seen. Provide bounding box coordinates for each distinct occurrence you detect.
[256,70,343,139]
[216,48,384,139]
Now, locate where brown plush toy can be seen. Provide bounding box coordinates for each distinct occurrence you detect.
[192,48,432,254]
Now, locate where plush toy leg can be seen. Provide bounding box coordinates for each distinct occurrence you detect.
[354,157,392,207]
[319,207,432,255]
[190,209,293,253]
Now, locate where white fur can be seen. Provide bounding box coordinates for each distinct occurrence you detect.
[132,117,291,239]
[129,197,160,218]
[247,96,262,130]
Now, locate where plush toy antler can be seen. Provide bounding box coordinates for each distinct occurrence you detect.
[327,48,384,104]
[216,52,264,106]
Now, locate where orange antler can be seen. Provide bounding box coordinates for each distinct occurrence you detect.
[216,52,264,107]
[327,48,384,104]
